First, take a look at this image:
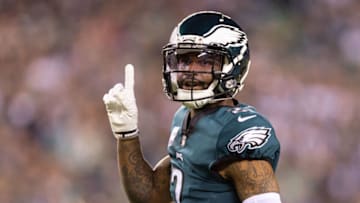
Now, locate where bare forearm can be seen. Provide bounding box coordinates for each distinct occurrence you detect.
[117,137,171,203]
[235,160,279,199]
[221,160,280,201]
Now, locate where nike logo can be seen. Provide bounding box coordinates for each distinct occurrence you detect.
[237,115,257,122]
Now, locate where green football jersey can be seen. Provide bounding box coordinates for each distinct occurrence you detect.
[167,102,280,203]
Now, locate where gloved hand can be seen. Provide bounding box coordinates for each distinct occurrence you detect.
[103,64,138,139]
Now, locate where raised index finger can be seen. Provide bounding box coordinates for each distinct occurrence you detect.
[124,63,134,90]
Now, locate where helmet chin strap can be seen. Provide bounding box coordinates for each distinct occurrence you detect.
[181,98,210,109]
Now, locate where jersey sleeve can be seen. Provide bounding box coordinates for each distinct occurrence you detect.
[210,112,280,171]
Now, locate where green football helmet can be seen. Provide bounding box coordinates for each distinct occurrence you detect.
[162,11,251,109]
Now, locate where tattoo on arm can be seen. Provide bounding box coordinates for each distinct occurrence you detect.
[121,149,153,200]
[117,138,171,203]
[223,160,280,201]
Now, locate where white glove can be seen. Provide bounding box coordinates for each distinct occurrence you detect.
[103,64,138,139]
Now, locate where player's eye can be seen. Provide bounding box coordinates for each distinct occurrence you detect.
[197,58,215,66]
[178,55,191,65]
[197,53,222,67]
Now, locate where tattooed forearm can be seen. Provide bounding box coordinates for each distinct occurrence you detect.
[118,138,153,203]
[117,138,171,203]
[224,160,280,200]
[122,150,153,200]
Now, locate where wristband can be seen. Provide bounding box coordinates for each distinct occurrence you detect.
[114,129,139,139]
[243,192,281,203]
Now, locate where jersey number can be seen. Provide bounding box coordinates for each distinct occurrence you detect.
[170,167,183,203]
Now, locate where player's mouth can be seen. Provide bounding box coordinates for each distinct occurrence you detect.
[179,78,207,90]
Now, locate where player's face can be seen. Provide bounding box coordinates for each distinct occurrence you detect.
[167,52,223,90]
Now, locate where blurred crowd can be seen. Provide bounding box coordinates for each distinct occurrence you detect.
[0,0,359,203]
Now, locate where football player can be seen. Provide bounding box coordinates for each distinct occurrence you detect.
[103,11,282,203]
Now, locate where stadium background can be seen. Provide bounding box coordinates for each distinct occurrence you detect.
[0,0,359,202]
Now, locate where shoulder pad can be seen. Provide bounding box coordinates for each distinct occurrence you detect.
[212,106,280,171]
